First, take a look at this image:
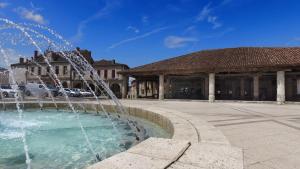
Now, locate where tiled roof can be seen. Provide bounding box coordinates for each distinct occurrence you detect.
[120,47,300,75]
[93,59,129,68]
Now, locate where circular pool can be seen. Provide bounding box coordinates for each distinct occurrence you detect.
[0,109,170,169]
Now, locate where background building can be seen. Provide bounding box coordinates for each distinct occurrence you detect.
[93,59,129,98]
[11,48,94,88]
[10,48,129,98]
[0,67,9,85]
[120,47,300,103]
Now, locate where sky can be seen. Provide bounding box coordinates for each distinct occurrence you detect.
[1,0,300,68]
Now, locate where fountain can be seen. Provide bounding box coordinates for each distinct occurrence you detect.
[0,18,170,169]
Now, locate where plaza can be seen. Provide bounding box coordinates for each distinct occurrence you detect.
[117,99,300,169]
[1,1,300,169]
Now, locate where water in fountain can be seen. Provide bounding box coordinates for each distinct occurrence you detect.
[0,18,152,169]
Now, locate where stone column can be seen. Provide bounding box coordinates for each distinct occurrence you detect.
[144,81,147,97]
[135,80,139,99]
[150,81,154,97]
[209,73,215,102]
[121,76,128,99]
[277,71,285,104]
[159,74,164,100]
[253,75,259,101]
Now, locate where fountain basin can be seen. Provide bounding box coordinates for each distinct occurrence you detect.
[0,102,171,169]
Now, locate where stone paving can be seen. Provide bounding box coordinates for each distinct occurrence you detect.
[87,100,243,169]
[121,100,300,169]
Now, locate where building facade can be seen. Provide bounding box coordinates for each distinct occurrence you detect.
[11,49,129,98]
[120,47,300,104]
[93,59,129,98]
[0,67,9,85]
[11,49,94,88]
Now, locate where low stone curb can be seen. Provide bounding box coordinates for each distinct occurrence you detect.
[0,101,244,169]
[88,103,244,169]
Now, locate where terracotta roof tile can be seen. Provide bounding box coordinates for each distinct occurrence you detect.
[121,47,300,75]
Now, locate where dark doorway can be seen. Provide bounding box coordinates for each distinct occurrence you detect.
[259,75,276,101]
[89,84,95,91]
[110,83,121,98]
[215,76,253,100]
[62,82,68,88]
[74,83,82,89]
[285,73,300,101]
[166,76,205,100]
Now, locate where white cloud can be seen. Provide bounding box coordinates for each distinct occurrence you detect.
[196,3,222,29]
[71,0,120,42]
[164,36,198,49]
[0,2,8,8]
[197,3,212,21]
[15,7,46,24]
[30,2,43,11]
[108,27,169,49]
[207,16,222,29]
[127,26,140,33]
[183,25,197,34]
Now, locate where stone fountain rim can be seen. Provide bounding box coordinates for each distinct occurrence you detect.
[0,101,240,169]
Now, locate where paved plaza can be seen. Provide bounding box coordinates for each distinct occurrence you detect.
[121,100,300,169]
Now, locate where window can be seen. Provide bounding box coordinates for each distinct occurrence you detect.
[55,66,59,75]
[63,66,68,75]
[46,66,50,73]
[97,70,100,76]
[104,70,108,79]
[31,67,34,73]
[112,70,115,79]
[297,79,300,95]
[38,67,41,75]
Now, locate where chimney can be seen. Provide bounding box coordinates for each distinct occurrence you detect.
[19,57,24,63]
[112,59,116,64]
[34,50,38,58]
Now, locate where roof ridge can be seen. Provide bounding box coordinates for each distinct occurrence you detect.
[121,47,300,75]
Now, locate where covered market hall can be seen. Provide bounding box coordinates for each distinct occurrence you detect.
[120,47,300,104]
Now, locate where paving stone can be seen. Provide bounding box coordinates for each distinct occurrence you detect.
[246,163,275,169]
[260,152,300,169]
[127,137,190,161]
[87,152,169,169]
[169,162,204,169]
[178,143,243,169]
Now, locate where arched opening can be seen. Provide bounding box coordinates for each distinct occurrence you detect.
[110,83,121,98]
[74,83,82,89]
[89,84,95,91]
[62,81,68,88]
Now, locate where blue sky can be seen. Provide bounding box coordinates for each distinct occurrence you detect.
[1,0,300,67]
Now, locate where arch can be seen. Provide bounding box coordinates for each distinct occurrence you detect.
[74,83,82,89]
[62,81,68,88]
[110,83,121,98]
[89,84,95,91]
